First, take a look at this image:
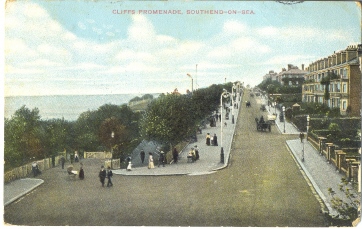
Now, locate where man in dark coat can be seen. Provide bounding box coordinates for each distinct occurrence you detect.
[140,150,145,164]
[172,148,178,164]
[158,151,165,167]
[99,166,106,187]
[213,134,218,146]
[60,156,65,169]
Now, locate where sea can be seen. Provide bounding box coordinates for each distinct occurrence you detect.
[4,94,159,121]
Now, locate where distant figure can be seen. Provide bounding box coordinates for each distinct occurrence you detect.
[79,162,84,180]
[213,134,218,146]
[140,150,145,164]
[32,161,39,177]
[107,166,113,187]
[158,151,165,167]
[219,114,221,122]
[206,133,211,146]
[148,152,155,169]
[99,165,106,187]
[188,148,196,162]
[126,155,132,164]
[74,152,79,163]
[60,156,65,169]
[194,145,200,160]
[172,148,178,164]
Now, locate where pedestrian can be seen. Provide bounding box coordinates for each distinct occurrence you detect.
[210,135,214,146]
[107,166,113,187]
[79,162,84,180]
[148,152,155,169]
[206,133,211,146]
[32,161,38,177]
[70,153,74,164]
[172,147,178,164]
[219,114,221,122]
[140,150,145,164]
[194,145,200,160]
[188,148,196,162]
[99,165,106,187]
[126,155,131,164]
[74,152,79,163]
[60,156,65,169]
[158,151,165,167]
[213,134,218,146]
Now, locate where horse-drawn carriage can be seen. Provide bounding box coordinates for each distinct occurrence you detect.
[255,117,271,132]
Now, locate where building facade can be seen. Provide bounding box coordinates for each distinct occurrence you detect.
[276,64,308,86]
[302,44,362,116]
[263,70,278,81]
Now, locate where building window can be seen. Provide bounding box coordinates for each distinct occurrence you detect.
[342,101,347,110]
[343,68,348,78]
[342,84,347,93]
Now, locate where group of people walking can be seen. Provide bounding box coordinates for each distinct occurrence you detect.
[206,133,218,146]
[98,165,113,187]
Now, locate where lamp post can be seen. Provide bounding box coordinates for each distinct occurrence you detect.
[274,102,277,114]
[110,131,114,169]
[232,84,235,124]
[307,115,310,142]
[220,90,230,164]
[282,106,286,133]
[187,73,193,94]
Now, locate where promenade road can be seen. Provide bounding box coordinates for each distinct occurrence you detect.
[4,91,327,226]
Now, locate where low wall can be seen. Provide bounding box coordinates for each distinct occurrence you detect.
[84,151,112,159]
[4,155,62,183]
[104,159,120,169]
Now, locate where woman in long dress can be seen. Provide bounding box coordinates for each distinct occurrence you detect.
[148,152,155,169]
[79,162,84,180]
[206,133,211,146]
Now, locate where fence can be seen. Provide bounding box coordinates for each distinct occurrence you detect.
[4,155,62,183]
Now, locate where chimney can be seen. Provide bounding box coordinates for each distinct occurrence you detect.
[346,49,357,62]
[301,64,304,70]
[341,52,346,63]
[282,68,286,72]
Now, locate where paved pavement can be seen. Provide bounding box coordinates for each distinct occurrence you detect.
[4,178,44,206]
[3,93,360,221]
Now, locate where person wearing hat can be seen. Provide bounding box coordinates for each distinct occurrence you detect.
[99,165,106,187]
[158,151,165,167]
[206,133,211,146]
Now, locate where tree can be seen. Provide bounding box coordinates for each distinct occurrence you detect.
[140,94,196,153]
[4,106,42,169]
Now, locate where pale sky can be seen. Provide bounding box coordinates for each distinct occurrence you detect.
[4,1,361,96]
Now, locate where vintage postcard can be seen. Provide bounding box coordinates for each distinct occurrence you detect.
[3,0,362,227]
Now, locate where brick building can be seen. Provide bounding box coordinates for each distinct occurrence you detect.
[302,44,362,116]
